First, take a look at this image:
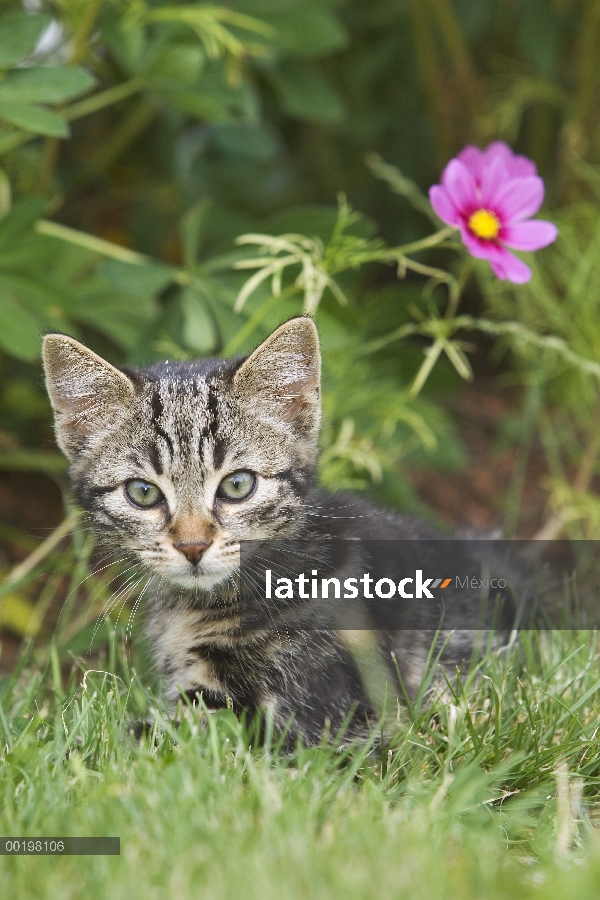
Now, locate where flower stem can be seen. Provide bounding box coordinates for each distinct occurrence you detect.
[391,225,456,257]
[35,219,150,264]
[2,512,79,593]
[34,219,188,286]
[64,77,146,122]
[409,338,445,397]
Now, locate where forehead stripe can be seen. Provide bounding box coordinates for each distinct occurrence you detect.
[151,389,174,457]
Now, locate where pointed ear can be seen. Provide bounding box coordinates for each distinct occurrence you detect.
[233,318,321,431]
[42,334,135,458]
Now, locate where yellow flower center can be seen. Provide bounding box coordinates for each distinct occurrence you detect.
[468,209,500,240]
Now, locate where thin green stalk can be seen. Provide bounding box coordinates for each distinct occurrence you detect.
[428,0,480,104]
[0,451,67,474]
[391,226,456,257]
[575,0,600,132]
[2,512,79,589]
[359,323,421,357]
[64,77,146,122]
[503,378,543,538]
[34,219,190,284]
[409,337,445,397]
[411,0,453,163]
[91,96,156,171]
[70,0,105,66]
[222,288,297,356]
[35,219,150,264]
[365,153,440,227]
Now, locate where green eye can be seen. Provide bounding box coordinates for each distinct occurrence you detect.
[217,471,256,502]
[125,479,164,508]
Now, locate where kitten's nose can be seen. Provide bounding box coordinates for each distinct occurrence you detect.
[174,541,212,566]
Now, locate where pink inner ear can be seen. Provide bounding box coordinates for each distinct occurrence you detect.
[279,376,320,423]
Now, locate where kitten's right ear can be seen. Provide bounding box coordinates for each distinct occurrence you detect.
[42,334,135,459]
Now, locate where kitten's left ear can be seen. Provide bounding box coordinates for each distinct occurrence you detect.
[233,317,320,431]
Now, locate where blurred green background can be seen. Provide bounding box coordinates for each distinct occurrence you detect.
[2,0,600,647]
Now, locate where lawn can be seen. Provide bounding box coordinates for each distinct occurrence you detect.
[3,628,600,898]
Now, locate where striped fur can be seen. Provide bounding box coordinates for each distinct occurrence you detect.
[43,317,479,746]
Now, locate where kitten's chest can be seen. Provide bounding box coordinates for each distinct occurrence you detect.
[146,606,229,699]
[146,603,268,705]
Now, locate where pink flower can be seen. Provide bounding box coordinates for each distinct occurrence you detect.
[429,141,557,284]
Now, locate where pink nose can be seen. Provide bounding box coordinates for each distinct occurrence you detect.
[174,541,211,565]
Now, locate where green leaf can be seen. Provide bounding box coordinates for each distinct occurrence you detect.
[181,287,217,353]
[0,12,51,68]
[0,66,96,104]
[0,197,46,250]
[145,44,205,84]
[180,200,210,268]
[0,292,42,360]
[100,259,175,298]
[268,63,344,123]
[68,285,159,351]
[248,2,347,58]
[0,197,44,240]
[150,82,230,121]
[11,716,31,736]
[212,123,278,161]
[0,101,68,137]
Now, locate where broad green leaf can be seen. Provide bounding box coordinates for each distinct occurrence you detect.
[0,272,73,328]
[99,14,145,75]
[0,292,42,360]
[100,259,175,298]
[181,287,217,352]
[150,81,243,122]
[0,66,96,104]
[0,11,51,68]
[0,197,47,241]
[144,44,205,84]
[212,123,278,161]
[0,197,46,250]
[180,200,210,268]
[0,101,68,137]
[11,716,31,735]
[268,63,344,123]
[69,285,159,351]
[243,2,347,58]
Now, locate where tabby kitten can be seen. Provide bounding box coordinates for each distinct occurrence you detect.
[43,317,482,746]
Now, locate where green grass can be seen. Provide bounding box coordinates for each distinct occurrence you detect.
[3,629,600,898]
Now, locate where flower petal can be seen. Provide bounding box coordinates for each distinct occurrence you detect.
[479,154,510,207]
[489,248,532,283]
[501,219,558,251]
[483,141,537,178]
[428,185,460,225]
[457,145,485,180]
[494,176,545,223]
[441,160,477,214]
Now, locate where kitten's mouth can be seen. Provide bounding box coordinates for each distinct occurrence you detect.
[170,561,235,591]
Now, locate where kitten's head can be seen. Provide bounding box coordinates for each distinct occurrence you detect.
[43,318,320,592]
